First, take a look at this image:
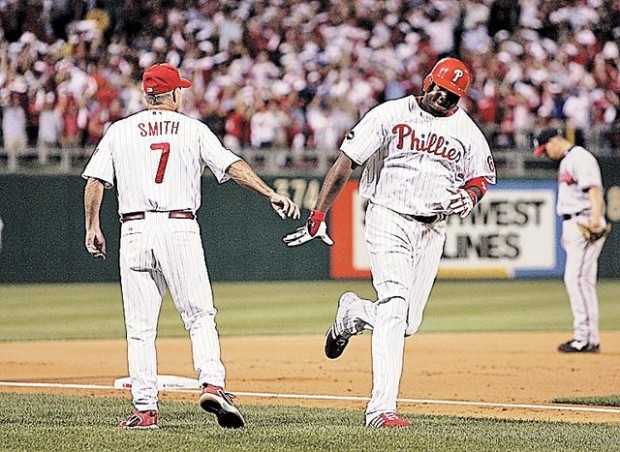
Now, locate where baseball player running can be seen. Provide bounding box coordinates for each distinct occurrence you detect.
[284,58,496,428]
[534,128,609,353]
[83,63,300,429]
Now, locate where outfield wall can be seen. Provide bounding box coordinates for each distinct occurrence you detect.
[0,175,329,284]
[0,160,618,283]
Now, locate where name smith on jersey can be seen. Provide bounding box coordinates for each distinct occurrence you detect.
[138,121,180,137]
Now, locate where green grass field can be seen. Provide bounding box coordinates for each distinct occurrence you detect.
[1,279,619,341]
[1,280,619,451]
[1,393,620,452]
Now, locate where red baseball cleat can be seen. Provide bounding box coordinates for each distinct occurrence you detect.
[367,412,411,428]
[118,410,159,429]
[199,384,245,428]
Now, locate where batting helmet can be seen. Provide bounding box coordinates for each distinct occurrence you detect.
[423,57,471,98]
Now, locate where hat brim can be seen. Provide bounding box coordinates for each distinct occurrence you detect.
[533,144,547,156]
[179,78,192,89]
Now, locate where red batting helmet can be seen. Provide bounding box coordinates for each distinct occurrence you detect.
[423,57,471,97]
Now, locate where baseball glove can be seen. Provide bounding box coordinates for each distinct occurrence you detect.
[577,223,612,243]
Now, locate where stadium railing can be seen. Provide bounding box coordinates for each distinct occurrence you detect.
[1,124,618,179]
[0,145,557,178]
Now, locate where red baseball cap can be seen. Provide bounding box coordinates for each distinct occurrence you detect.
[142,63,192,95]
[533,128,561,156]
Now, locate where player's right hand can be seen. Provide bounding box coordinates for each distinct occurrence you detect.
[283,209,334,247]
[85,229,106,260]
[270,193,301,220]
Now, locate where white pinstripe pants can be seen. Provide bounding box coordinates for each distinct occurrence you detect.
[119,213,225,411]
[361,203,446,420]
[561,218,605,344]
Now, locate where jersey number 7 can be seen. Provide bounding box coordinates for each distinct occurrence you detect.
[150,142,170,183]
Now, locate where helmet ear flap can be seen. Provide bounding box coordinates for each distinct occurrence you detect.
[423,74,432,92]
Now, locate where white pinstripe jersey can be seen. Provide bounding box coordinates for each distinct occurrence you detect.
[556,146,602,215]
[82,109,240,214]
[341,96,496,216]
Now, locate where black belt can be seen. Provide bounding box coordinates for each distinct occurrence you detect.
[121,210,195,222]
[413,215,439,224]
[562,211,588,221]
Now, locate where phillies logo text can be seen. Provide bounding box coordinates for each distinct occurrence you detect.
[391,124,461,161]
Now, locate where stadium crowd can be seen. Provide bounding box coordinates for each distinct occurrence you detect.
[1,0,619,167]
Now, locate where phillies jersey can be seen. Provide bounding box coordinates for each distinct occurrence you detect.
[556,146,602,216]
[82,109,240,214]
[340,96,496,216]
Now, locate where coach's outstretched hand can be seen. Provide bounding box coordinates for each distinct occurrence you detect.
[270,193,301,220]
[283,209,334,247]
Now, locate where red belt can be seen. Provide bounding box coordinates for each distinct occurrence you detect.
[121,210,195,222]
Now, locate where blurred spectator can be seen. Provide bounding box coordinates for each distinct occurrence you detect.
[58,95,82,148]
[224,97,252,150]
[2,91,28,156]
[512,89,536,149]
[563,86,591,146]
[488,0,521,37]
[306,96,355,152]
[250,99,285,150]
[36,92,63,164]
[85,106,107,146]
[199,101,226,139]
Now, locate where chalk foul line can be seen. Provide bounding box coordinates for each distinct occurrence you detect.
[1,381,619,415]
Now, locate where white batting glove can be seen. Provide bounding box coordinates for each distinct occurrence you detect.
[447,188,475,218]
[283,209,334,247]
[270,193,301,220]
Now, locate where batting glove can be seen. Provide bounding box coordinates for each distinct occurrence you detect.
[283,209,334,247]
[447,188,476,218]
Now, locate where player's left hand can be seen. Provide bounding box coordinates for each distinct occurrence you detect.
[283,209,334,247]
[577,222,611,243]
[270,193,301,220]
[447,188,475,218]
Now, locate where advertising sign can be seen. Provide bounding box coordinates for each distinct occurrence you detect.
[330,180,563,279]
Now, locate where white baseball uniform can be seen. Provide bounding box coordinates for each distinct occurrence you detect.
[556,146,606,346]
[82,109,240,412]
[337,96,496,423]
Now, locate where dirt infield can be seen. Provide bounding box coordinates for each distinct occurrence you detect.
[1,332,619,424]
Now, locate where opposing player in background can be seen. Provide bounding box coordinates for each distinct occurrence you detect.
[83,63,300,429]
[284,58,496,427]
[534,128,609,353]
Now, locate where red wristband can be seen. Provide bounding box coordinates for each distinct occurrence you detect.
[308,209,326,236]
[463,177,488,205]
[465,188,479,205]
[309,209,326,222]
